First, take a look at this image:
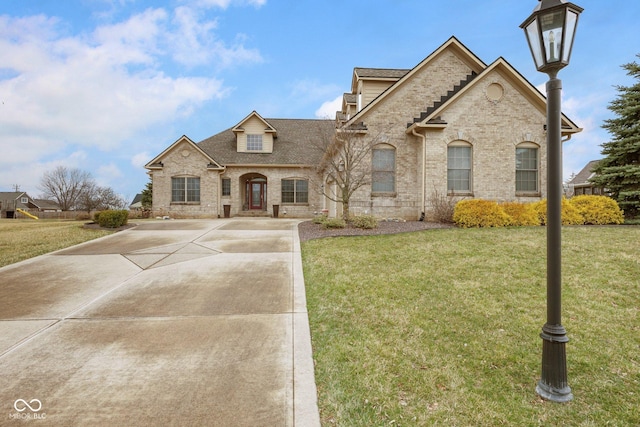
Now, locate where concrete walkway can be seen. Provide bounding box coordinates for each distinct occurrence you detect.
[0,219,320,426]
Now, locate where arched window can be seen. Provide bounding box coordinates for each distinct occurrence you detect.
[447,141,472,193]
[372,144,396,193]
[516,143,539,194]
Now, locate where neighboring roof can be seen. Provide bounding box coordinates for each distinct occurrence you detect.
[33,199,60,210]
[130,194,142,205]
[0,192,33,210]
[568,160,601,186]
[0,192,25,201]
[197,118,335,166]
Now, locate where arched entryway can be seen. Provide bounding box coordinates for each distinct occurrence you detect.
[241,173,267,211]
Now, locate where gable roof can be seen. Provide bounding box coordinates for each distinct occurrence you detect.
[345,36,487,129]
[32,199,60,210]
[197,118,335,166]
[568,160,601,186]
[406,57,582,135]
[232,110,277,136]
[145,135,224,170]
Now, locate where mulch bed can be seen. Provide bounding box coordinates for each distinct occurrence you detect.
[297,220,453,242]
[83,222,138,232]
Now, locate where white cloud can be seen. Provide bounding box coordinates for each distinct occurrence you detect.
[315,95,342,119]
[131,152,151,168]
[96,163,124,187]
[0,8,261,193]
[190,0,266,9]
[169,6,262,68]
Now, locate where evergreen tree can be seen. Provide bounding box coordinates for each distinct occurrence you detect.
[141,180,153,210]
[591,55,640,219]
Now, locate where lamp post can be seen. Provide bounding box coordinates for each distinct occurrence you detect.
[520,0,583,403]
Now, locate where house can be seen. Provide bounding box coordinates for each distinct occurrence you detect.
[567,160,603,196]
[33,199,62,212]
[0,192,37,218]
[130,194,143,211]
[146,37,581,220]
[0,193,62,218]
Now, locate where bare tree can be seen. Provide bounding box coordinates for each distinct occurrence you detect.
[315,123,389,220]
[76,182,127,213]
[38,166,93,211]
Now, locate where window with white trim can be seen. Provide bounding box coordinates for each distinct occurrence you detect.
[172,177,200,203]
[516,144,539,193]
[246,134,263,151]
[372,145,396,193]
[447,143,472,193]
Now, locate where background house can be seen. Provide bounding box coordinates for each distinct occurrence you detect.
[146,37,581,220]
[0,192,36,218]
[0,192,61,218]
[567,160,603,196]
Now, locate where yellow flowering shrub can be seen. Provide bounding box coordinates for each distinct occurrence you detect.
[569,195,624,225]
[532,198,584,225]
[453,199,510,228]
[500,202,541,226]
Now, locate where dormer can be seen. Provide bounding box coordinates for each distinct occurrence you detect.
[232,111,277,153]
[349,68,410,113]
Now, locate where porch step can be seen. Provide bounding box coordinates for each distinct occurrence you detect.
[235,211,273,218]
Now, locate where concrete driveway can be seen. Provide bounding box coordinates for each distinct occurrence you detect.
[0,219,319,426]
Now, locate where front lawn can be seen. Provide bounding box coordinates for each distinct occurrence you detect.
[0,220,112,267]
[302,226,639,426]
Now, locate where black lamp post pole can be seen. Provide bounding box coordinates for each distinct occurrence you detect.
[536,70,572,402]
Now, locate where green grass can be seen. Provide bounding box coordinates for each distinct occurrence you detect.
[302,226,640,426]
[0,219,113,267]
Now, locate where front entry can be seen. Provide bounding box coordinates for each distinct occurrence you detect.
[245,177,267,210]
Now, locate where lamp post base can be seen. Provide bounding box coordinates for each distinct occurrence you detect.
[536,324,573,402]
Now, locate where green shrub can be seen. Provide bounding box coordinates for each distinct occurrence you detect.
[569,195,624,225]
[93,211,102,223]
[532,198,583,225]
[96,210,129,228]
[350,214,378,229]
[322,218,346,229]
[453,199,510,228]
[313,214,327,224]
[500,202,540,226]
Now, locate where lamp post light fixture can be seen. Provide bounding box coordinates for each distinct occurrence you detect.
[520,0,583,403]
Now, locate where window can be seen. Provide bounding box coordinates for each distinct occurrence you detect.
[516,146,539,193]
[447,144,472,192]
[222,178,231,196]
[282,179,308,204]
[21,197,28,204]
[172,177,200,203]
[246,134,263,151]
[372,146,396,193]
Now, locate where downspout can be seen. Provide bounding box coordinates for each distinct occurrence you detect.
[411,127,427,221]
[217,166,227,218]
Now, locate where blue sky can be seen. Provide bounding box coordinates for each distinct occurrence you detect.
[1,0,638,203]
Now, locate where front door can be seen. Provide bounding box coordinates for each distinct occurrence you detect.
[250,182,263,209]
[246,178,267,210]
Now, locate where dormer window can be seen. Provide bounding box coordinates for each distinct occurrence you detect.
[247,134,263,151]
